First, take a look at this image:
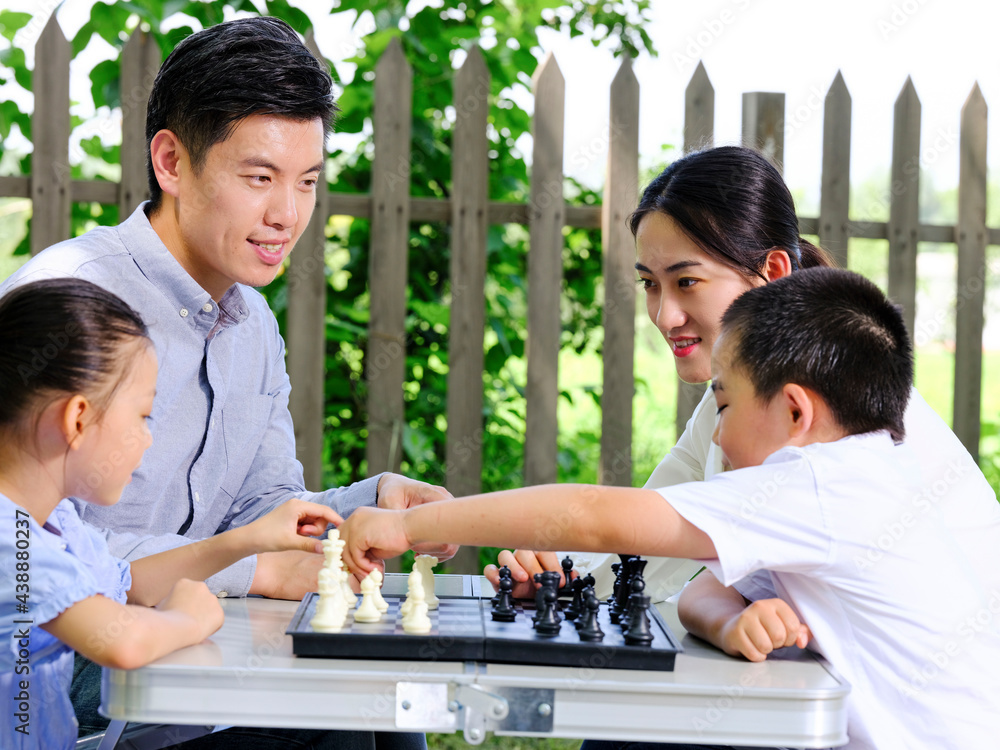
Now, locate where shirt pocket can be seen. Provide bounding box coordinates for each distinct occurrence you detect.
[220,394,272,498]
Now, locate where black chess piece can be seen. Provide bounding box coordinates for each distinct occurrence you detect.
[564,577,586,621]
[610,554,635,623]
[492,565,512,607]
[491,573,517,622]
[534,587,562,636]
[577,591,605,642]
[623,576,654,647]
[532,572,546,622]
[558,555,575,595]
[574,577,596,629]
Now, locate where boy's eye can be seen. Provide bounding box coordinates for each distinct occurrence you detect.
[637,278,654,290]
[678,277,698,288]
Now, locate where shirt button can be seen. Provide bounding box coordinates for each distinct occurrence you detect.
[194,492,201,503]
[217,591,228,598]
[202,303,213,313]
[179,308,189,318]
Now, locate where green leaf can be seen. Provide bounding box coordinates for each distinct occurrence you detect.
[89,59,121,110]
[0,11,32,42]
[265,0,313,35]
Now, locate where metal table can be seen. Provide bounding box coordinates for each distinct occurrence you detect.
[101,575,849,747]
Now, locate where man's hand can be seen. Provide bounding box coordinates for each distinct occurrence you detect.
[249,549,326,600]
[484,550,570,599]
[376,474,458,561]
[719,598,812,662]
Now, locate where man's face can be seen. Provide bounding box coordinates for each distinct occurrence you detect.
[166,114,325,300]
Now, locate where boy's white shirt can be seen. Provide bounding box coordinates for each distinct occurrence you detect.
[658,432,1000,750]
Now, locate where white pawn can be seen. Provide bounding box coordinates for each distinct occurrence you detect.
[311,567,347,632]
[402,569,432,634]
[414,555,439,610]
[354,572,383,623]
[371,569,389,614]
[400,568,420,617]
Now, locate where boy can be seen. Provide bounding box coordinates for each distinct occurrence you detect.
[339,268,1000,750]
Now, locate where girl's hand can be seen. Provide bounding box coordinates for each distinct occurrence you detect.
[247,499,344,554]
[158,578,224,640]
[338,507,410,576]
[719,597,811,662]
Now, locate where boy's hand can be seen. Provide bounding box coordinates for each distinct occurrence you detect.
[339,507,410,576]
[484,550,569,599]
[719,597,811,662]
[248,499,344,554]
[158,578,224,640]
[375,474,458,561]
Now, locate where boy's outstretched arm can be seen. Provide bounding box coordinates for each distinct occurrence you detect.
[339,484,716,574]
[678,570,811,662]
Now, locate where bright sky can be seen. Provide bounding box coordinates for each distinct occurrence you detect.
[5,0,999,217]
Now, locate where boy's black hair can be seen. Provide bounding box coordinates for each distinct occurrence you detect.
[145,16,338,210]
[720,268,913,442]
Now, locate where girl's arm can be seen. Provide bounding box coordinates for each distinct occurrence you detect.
[42,578,223,670]
[127,499,341,606]
[340,484,717,574]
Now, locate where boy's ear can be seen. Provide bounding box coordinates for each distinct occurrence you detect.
[763,249,793,282]
[60,395,93,450]
[148,129,186,200]
[780,383,815,439]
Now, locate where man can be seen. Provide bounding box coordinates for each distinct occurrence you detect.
[2,16,447,746]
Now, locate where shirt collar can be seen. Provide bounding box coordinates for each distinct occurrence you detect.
[119,202,250,327]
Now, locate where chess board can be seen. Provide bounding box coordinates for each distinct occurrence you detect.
[286,587,682,671]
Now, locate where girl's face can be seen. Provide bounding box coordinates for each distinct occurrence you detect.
[635,212,758,384]
[69,344,157,506]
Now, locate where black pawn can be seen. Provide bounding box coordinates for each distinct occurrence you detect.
[534,587,562,636]
[577,592,604,642]
[491,573,517,622]
[532,572,546,622]
[623,576,654,647]
[558,555,575,595]
[564,577,586,621]
[492,565,512,607]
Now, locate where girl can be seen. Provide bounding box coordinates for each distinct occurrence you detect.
[0,278,341,750]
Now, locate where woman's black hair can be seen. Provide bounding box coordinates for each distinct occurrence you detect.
[0,278,150,440]
[145,16,338,210]
[629,146,834,279]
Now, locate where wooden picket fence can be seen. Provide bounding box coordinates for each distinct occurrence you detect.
[1,17,997,572]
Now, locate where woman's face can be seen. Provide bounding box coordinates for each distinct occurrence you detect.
[635,212,758,384]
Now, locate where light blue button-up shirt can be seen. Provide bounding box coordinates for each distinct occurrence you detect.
[0,204,380,596]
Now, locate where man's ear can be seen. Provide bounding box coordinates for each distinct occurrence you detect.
[60,395,92,450]
[763,249,793,282]
[781,383,816,439]
[148,129,186,200]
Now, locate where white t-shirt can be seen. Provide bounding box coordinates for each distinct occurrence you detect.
[659,431,1000,750]
[575,385,1000,603]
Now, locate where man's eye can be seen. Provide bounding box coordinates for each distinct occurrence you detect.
[637,278,654,290]
[678,278,698,288]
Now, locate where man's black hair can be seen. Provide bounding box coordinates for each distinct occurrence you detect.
[145,16,338,210]
[720,267,913,442]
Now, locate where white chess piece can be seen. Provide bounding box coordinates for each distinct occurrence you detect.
[354,572,382,623]
[401,569,432,634]
[371,569,389,614]
[311,566,348,632]
[414,555,439,610]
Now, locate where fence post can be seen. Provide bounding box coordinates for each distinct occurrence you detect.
[742,92,785,171]
[366,38,413,479]
[445,46,490,573]
[600,56,639,487]
[119,28,160,218]
[675,61,715,440]
[30,15,70,255]
[953,83,988,461]
[287,32,333,491]
[887,77,921,338]
[819,71,851,268]
[525,52,564,488]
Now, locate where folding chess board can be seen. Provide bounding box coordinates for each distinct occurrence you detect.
[286,587,682,672]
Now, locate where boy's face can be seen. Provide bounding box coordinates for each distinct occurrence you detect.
[162,114,325,301]
[635,212,757,385]
[710,333,792,470]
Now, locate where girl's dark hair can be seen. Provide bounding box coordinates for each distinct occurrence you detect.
[721,268,912,442]
[0,278,150,438]
[145,16,338,210]
[629,146,834,280]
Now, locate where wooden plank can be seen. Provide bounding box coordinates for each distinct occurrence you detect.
[31,15,70,254]
[742,92,785,172]
[819,71,851,268]
[366,37,413,478]
[953,84,988,461]
[887,77,921,338]
[525,52,564,487]
[600,56,639,487]
[445,47,490,573]
[287,33,332,490]
[676,61,715,440]
[119,28,160,218]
